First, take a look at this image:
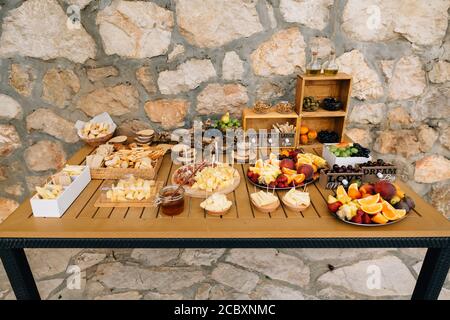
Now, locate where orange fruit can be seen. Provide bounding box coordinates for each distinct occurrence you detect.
[361,202,383,215]
[348,183,362,200]
[395,209,407,219]
[307,130,317,140]
[300,126,309,135]
[357,193,380,206]
[371,213,389,224]
[300,134,308,145]
[336,185,352,204]
[381,200,398,220]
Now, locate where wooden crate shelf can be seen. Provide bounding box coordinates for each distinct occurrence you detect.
[242,109,300,148]
[300,110,347,118]
[295,73,352,147]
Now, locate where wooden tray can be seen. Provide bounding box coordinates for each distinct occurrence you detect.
[171,169,240,198]
[90,156,163,180]
[94,180,164,208]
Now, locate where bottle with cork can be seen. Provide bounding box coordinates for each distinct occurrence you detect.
[322,50,339,75]
[306,50,321,75]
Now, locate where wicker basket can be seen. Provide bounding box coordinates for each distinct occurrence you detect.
[82,132,114,147]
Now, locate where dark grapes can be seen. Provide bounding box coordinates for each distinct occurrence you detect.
[318,131,340,143]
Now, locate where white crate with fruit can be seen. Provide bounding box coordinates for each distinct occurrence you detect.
[322,142,372,167]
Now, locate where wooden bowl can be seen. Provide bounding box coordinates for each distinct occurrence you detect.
[83,132,114,147]
[251,198,280,213]
[206,207,231,217]
[281,197,309,212]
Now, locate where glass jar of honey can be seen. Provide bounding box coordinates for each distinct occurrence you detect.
[157,185,185,216]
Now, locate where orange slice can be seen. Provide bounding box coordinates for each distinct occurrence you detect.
[361,202,383,215]
[357,193,380,206]
[395,209,407,219]
[336,185,352,203]
[348,183,362,200]
[381,200,398,220]
[371,213,389,224]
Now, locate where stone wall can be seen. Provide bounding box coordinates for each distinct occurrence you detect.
[0,0,449,222]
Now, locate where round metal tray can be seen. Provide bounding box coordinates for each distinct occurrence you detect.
[246,172,319,190]
[330,210,410,227]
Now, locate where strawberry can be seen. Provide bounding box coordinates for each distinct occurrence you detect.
[351,215,363,224]
[362,213,372,224]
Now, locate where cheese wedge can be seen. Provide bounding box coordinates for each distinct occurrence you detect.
[251,191,278,207]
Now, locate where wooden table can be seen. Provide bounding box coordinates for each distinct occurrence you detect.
[0,145,449,300]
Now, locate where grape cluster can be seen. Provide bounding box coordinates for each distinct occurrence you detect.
[357,159,393,167]
[352,143,370,158]
[317,130,340,143]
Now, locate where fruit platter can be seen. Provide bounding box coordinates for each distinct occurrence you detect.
[172,162,240,198]
[247,150,327,189]
[327,180,416,226]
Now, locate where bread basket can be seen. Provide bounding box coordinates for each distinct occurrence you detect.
[82,131,114,147]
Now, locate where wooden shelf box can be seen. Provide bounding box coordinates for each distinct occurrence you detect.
[295,73,352,146]
[242,109,301,148]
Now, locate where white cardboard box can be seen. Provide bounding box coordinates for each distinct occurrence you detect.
[322,143,372,167]
[30,166,91,218]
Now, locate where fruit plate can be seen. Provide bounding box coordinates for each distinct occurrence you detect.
[246,172,319,190]
[330,211,409,227]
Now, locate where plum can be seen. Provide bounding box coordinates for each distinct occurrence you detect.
[394,200,410,212]
[405,196,415,210]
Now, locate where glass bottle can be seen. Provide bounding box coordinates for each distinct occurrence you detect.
[323,50,339,75]
[306,51,321,75]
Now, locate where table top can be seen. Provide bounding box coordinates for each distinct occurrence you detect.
[0,145,449,240]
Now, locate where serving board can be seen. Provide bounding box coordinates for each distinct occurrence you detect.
[171,169,240,198]
[94,180,164,208]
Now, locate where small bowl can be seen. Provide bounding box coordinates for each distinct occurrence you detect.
[282,197,309,212]
[251,198,280,213]
[205,206,231,216]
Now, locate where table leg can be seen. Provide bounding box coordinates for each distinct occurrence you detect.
[412,247,450,300]
[0,249,41,300]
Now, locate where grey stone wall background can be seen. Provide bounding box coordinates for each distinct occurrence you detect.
[0,0,449,300]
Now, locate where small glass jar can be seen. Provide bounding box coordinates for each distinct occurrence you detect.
[157,185,185,216]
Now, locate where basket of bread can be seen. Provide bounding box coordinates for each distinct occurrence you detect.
[86,142,168,179]
[75,112,117,147]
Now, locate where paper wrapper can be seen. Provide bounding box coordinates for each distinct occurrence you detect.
[75,112,117,139]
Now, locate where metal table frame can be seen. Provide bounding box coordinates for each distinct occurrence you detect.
[1,237,449,300]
